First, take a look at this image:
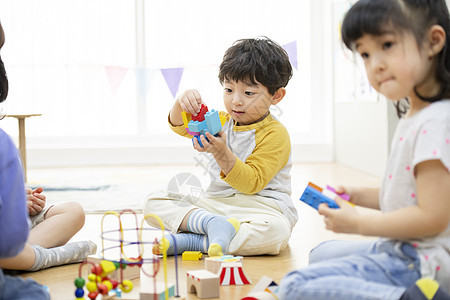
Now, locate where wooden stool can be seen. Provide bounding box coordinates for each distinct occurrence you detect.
[5,114,41,182]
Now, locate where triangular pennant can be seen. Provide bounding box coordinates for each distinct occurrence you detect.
[105,66,128,94]
[283,41,298,70]
[161,67,184,98]
[134,67,155,100]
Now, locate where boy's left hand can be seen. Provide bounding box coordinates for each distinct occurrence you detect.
[27,187,46,216]
[318,197,359,234]
[192,131,227,155]
[193,131,236,175]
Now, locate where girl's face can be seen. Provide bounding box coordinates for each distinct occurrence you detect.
[355,30,435,103]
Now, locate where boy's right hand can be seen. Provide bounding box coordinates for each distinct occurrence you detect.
[178,89,203,116]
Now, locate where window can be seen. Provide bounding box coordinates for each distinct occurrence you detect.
[0,0,332,165]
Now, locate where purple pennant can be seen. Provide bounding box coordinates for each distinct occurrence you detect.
[161,67,184,98]
[283,41,298,70]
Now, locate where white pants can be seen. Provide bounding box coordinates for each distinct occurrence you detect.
[143,191,292,256]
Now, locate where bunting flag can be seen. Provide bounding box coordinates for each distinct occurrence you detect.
[283,41,298,70]
[105,66,129,94]
[134,67,156,100]
[161,67,184,98]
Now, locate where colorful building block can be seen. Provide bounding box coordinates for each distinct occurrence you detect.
[182,251,203,261]
[299,183,340,210]
[204,110,222,136]
[191,104,208,122]
[181,105,223,148]
[188,120,207,134]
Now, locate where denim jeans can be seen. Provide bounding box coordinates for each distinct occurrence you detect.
[278,240,421,300]
[0,268,50,300]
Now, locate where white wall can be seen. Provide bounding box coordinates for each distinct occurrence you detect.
[334,99,398,177]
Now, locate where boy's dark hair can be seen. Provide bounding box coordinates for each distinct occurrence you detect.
[341,0,450,117]
[0,22,7,103]
[218,37,293,95]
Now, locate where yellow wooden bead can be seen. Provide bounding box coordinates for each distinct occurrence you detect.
[121,280,133,293]
[86,281,97,293]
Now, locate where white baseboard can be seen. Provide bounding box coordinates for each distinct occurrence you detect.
[27,143,333,168]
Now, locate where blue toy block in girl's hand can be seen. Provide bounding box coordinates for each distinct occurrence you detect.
[299,185,340,210]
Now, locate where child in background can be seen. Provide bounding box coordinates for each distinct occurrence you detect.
[279,0,450,299]
[0,187,97,271]
[0,21,49,299]
[144,37,298,257]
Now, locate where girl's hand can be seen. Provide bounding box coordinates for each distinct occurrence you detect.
[177,89,203,116]
[334,185,355,205]
[318,197,360,234]
[27,187,46,216]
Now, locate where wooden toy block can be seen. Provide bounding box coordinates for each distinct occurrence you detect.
[140,282,175,300]
[182,251,203,260]
[87,254,140,281]
[218,261,252,286]
[186,270,220,299]
[243,275,279,298]
[100,260,117,277]
[205,255,243,274]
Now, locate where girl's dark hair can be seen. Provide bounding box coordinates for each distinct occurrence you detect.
[0,22,8,103]
[218,37,293,95]
[341,0,450,117]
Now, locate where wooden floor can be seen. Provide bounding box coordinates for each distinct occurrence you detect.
[19,163,381,299]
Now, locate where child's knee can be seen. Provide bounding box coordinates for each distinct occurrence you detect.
[59,202,85,227]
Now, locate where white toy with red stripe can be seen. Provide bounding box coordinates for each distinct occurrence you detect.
[205,255,251,286]
[218,261,252,286]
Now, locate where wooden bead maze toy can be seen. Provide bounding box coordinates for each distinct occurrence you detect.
[74,209,182,300]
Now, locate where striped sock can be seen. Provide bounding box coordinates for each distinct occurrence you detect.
[152,233,208,256]
[187,209,240,257]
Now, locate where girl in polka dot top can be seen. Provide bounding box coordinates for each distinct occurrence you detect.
[279,0,450,299]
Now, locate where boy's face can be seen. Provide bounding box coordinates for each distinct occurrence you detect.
[223,79,275,125]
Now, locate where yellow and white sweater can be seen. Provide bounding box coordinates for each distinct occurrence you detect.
[170,111,298,229]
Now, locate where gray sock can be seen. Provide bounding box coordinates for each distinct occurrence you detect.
[27,240,97,271]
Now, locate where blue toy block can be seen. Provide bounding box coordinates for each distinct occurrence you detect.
[204,110,222,136]
[188,120,207,133]
[192,134,210,147]
[188,109,223,148]
[299,185,340,210]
